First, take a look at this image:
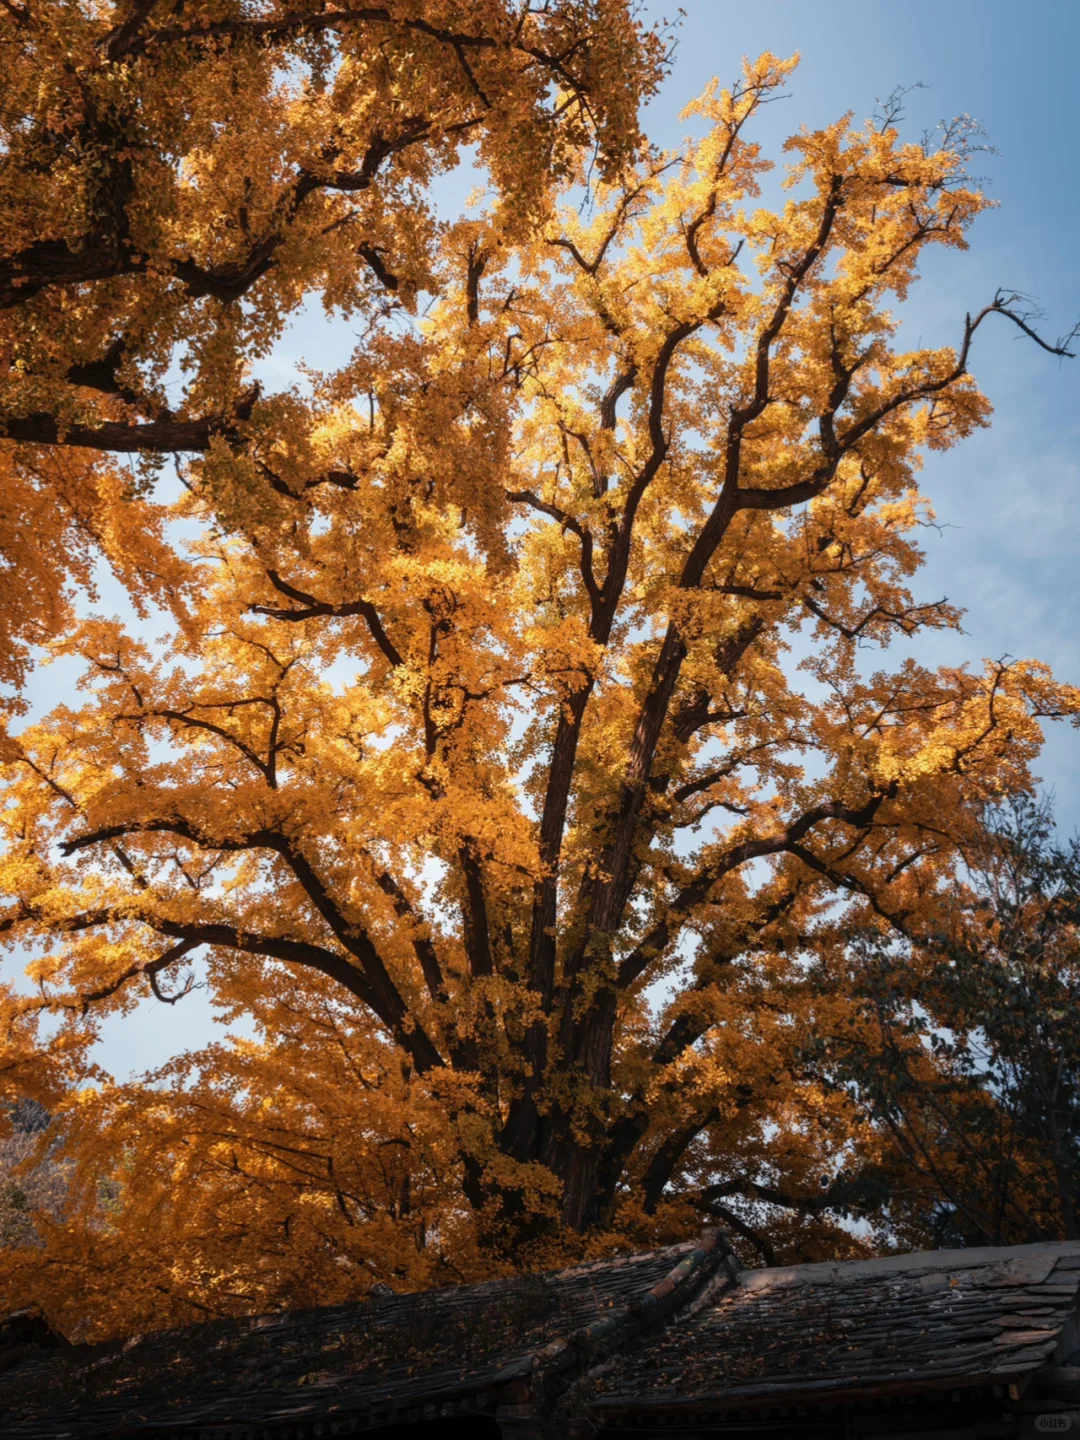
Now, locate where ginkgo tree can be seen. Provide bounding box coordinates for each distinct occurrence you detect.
[1,26,1078,1338]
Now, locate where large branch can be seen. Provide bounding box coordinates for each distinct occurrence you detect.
[114,4,628,148]
[557,230,1051,1054]
[545,794,890,1216]
[618,792,890,997]
[640,1107,721,1214]
[522,315,697,997]
[458,839,494,980]
[549,882,805,1223]
[547,174,658,278]
[1,376,260,453]
[116,7,511,58]
[595,317,702,621]
[138,704,278,787]
[0,107,462,311]
[678,176,848,594]
[367,863,459,1032]
[505,489,601,608]
[151,918,445,1069]
[4,0,644,310]
[97,0,161,62]
[60,817,445,1071]
[1,412,228,453]
[695,1196,777,1266]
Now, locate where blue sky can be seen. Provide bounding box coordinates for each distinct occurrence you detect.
[14,1,1079,1079]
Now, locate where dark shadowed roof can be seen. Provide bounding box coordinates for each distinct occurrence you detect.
[580,1240,1080,1424]
[0,1238,721,1438]
[6,1238,1080,1439]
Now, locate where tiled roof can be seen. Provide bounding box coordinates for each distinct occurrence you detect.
[5,1238,1080,1438]
[581,1240,1080,1422]
[0,1237,722,1438]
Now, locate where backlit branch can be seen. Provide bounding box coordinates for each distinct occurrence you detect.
[617,791,892,991]
[59,817,445,1071]
[251,570,403,667]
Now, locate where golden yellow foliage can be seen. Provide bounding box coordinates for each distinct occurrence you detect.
[0,0,662,704]
[0,33,1077,1338]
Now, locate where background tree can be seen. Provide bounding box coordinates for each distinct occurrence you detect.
[0,1101,65,1251]
[0,45,1077,1338]
[816,795,1080,1251]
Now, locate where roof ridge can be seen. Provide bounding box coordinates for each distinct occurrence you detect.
[531,1228,737,1378]
[743,1238,1080,1288]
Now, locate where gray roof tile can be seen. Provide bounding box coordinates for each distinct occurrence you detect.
[0,1241,710,1437]
[6,1238,1080,1437]
[582,1240,1080,1419]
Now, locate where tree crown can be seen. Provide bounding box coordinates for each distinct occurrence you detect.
[1,37,1077,1336]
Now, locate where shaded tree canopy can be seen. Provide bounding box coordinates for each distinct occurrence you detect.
[820,795,1080,1253]
[0,13,1077,1339]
